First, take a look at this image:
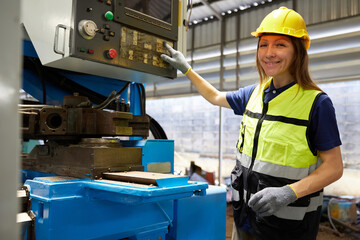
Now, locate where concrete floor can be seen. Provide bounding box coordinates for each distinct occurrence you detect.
[226,204,233,240]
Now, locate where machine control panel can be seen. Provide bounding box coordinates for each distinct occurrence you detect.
[119,26,173,69]
[72,0,177,78]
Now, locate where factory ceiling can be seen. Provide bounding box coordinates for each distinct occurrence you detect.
[187,0,275,24]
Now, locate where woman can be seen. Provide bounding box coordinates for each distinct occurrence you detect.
[161,7,343,240]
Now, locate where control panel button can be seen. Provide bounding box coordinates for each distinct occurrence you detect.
[109,31,115,37]
[105,11,114,21]
[106,49,117,59]
[106,0,112,5]
[103,35,110,41]
[78,20,97,40]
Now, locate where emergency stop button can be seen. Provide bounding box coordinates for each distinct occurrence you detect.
[106,48,117,59]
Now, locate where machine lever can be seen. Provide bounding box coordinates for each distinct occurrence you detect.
[54,24,69,56]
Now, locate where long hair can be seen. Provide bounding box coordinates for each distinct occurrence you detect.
[256,35,323,92]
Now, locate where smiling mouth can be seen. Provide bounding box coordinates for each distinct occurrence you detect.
[264,61,280,65]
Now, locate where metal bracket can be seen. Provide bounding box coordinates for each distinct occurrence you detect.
[18,185,36,240]
[156,202,173,227]
[54,24,69,56]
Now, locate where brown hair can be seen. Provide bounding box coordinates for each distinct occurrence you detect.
[256,35,322,92]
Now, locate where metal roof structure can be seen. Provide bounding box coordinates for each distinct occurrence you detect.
[187,0,274,24]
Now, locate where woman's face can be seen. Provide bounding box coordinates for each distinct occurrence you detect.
[258,35,295,81]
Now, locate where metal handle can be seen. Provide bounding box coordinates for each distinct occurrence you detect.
[54,24,69,55]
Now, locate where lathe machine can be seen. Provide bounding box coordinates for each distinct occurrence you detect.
[18,0,226,239]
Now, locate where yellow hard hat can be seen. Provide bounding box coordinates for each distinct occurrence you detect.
[251,7,310,49]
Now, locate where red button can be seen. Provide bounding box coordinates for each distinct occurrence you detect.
[88,49,94,54]
[107,48,117,59]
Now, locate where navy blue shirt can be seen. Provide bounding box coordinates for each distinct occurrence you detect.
[226,81,342,151]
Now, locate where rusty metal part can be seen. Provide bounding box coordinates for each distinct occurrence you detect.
[40,107,67,135]
[21,108,39,136]
[129,115,150,137]
[20,95,150,179]
[21,93,150,139]
[21,105,150,139]
[102,171,186,186]
[34,176,78,181]
[97,179,155,188]
[22,140,144,179]
[95,110,132,135]
[63,95,91,108]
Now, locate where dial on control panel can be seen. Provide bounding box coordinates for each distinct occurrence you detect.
[78,20,98,40]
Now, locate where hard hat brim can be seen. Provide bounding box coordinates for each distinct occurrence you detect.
[251,31,311,49]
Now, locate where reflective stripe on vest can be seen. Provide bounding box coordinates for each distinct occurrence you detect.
[236,151,322,180]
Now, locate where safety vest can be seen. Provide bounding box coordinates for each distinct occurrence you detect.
[232,79,324,238]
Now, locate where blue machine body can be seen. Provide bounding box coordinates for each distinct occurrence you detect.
[22,139,227,240]
[22,39,227,240]
[123,140,175,173]
[24,175,208,240]
[168,186,227,240]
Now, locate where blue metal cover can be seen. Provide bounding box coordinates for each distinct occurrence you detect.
[26,176,208,205]
[24,176,209,239]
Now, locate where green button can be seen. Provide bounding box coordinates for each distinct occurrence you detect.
[80,47,86,52]
[105,11,114,21]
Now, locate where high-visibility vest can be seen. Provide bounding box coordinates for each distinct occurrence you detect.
[234,79,324,224]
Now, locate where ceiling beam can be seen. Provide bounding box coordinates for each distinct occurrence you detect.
[199,0,222,20]
[190,0,222,9]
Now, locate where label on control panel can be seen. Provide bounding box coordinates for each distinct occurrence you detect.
[120,26,173,68]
